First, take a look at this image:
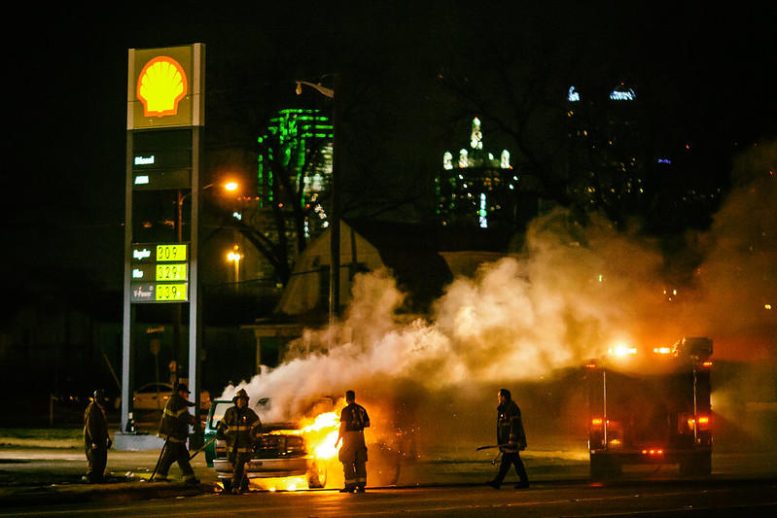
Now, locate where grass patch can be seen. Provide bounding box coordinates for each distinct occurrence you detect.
[0,427,83,449]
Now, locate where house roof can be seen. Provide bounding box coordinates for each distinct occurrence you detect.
[338,220,448,312]
[345,219,510,312]
[263,219,513,324]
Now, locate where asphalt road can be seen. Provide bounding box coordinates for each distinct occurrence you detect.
[2,434,777,516]
[3,478,777,517]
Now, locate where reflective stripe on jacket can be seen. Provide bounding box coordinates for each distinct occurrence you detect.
[219,406,262,454]
[497,399,527,450]
[159,393,195,441]
[341,403,370,432]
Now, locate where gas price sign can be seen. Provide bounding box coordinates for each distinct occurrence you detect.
[155,283,188,301]
[156,244,187,262]
[156,263,188,281]
[130,243,189,303]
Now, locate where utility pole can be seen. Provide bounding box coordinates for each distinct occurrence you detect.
[295,76,340,330]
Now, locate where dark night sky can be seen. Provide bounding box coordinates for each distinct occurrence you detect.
[1,1,775,305]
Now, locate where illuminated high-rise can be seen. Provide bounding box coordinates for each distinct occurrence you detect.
[437,117,538,232]
[256,108,334,239]
[564,82,648,215]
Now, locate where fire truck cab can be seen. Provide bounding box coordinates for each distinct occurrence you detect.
[586,336,713,480]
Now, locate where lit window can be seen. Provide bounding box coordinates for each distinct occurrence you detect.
[609,86,636,101]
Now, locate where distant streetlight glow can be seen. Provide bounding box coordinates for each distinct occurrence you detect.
[226,245,243,287]
[177,179,240,241]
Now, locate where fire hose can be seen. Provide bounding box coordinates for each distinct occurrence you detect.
[476,444,509,466]
[475,443,510,451]
[189,435,218,461]
[149,438,169,481]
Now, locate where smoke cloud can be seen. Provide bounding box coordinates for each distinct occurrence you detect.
[219,140,775,456]
[674,140,777,359]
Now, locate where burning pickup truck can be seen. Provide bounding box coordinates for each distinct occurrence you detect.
[585,336,713,480]
[203,399,335,491]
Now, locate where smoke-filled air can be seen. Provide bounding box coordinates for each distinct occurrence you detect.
[219,140,775,457]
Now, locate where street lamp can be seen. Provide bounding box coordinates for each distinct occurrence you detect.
[296,80,334,99]
[295,76,340,329]
[172,179,240,385]
[177,180,239,241]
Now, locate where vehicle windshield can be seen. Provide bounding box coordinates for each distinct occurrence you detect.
[209,401,233,429]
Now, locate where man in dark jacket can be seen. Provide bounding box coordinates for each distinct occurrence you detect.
[335,389,370,493]
[487,388,530,489]
[83,389,112,483]
[217,388,262,494]
[153,382,199,484]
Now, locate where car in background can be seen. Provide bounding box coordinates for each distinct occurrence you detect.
[204,399,327,491]
[132,382,211,413]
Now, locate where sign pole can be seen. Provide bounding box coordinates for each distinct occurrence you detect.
[119,43,205,450]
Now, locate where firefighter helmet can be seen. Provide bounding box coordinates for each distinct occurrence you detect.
[234,388,249,402]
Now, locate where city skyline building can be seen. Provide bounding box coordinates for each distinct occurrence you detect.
[564,82,649,217]
[437,117,539,233]
[256,108,334,240]
[564,82,723,230]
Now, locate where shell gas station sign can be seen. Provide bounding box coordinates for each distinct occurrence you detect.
[122,43,206,439]
[127,44,204,129]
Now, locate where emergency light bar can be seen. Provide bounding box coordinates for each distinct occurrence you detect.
[641,448,664,456]
[608,343,637,357]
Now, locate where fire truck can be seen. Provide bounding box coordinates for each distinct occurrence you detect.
[586,336,713,480]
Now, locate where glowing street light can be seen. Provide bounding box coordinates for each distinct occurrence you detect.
[171,178,241,385]
[226,244,243,289]
[177,179,240,241]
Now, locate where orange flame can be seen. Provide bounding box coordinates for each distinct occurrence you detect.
[298,411,340,461]
[249,476,308,492]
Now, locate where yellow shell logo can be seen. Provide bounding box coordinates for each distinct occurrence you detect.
[136,56,188,117]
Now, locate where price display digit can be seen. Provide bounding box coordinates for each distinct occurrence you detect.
[155,283,188,302]
[156,244,188,262]
[156,263,188,281]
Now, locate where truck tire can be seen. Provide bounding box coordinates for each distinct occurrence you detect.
[307,460,327,489]
[679,452,712,477]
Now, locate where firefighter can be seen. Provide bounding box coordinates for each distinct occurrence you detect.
[487,388,530,489]
[83,389,111,483]
[152,382,199,484]
[335,389,370,493]
[216,388,262,494]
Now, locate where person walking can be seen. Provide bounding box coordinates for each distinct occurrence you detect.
[217,388,262,494]
[83,389,112,483]
[152,382,199,484]
[335,390,370,493]
[487,388,530,489]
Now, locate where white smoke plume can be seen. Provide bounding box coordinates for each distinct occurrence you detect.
[219,140,775,456]
[220,210,669,422]
[671,140,777,359]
